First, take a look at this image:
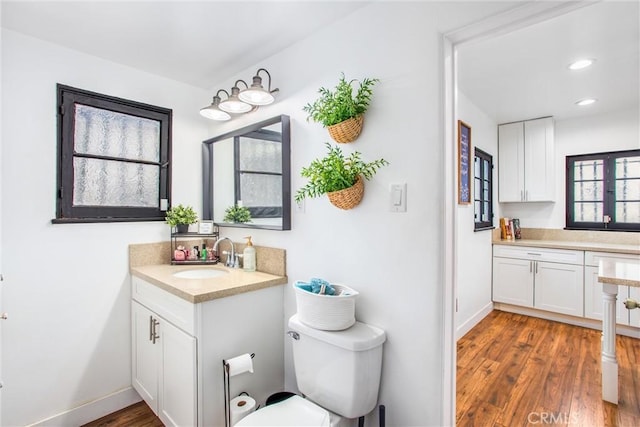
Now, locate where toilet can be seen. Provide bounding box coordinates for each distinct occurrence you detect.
[235,313,386,427]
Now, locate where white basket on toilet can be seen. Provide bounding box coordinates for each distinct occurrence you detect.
[293,281,359,331]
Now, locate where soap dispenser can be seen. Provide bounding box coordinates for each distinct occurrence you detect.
[243,236,256,272]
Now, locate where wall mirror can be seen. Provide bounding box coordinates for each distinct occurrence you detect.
[202,115,291,230]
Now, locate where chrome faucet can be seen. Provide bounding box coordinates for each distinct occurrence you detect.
[213,237,235,267]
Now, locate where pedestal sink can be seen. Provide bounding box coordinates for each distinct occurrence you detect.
[173,269,229,279]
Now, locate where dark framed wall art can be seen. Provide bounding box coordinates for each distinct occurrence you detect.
[458,120,472,204]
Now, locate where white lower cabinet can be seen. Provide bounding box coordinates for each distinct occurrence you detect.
[493,245,584,316]
[493,257,534,307]
[132,300,197,427]
[131,274,285,426]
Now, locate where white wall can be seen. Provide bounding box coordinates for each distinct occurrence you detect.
[205,3,496,426]
[1,2,522,425]
[500,107,640,227]
[1,30,210,426]
[455,91,497,339]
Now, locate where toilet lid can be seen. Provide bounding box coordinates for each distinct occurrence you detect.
[235,395,331,427]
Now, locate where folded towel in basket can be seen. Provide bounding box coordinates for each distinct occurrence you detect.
[296,278,336,295]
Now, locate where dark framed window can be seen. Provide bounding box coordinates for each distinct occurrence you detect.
[55,84,172,223]
[474,148,494,231]
[234,128,283,219]
[566,149,640,231]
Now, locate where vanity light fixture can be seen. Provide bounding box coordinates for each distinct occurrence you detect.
[568,58,596,70]
[200,89,232,121]
[238,68,277,105]
[575,98,597,106]
[219,81,254,114]
[201,68,279,121]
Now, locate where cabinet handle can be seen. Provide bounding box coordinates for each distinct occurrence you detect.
[530,261,533,273]
[149,315,154,342]
[152,318,160,344]
[535,261,538,274]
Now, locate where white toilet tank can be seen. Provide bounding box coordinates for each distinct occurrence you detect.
[288,314,386,419]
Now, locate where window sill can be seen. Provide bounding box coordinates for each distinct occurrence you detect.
[52,217,165,224]
[474,225,495,232]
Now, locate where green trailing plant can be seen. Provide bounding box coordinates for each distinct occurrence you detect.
[295,142,389,202]
[165,204,198,226]
[223,204,252,223]
[303,73,379,127]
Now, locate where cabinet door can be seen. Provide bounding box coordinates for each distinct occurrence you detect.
[132,301,159,413]
[498,122,525,202]
[493,257,534,307]
[534,261,583,317]
[583,266,629,325]
[523,117,554,201]
[159,320,197,427]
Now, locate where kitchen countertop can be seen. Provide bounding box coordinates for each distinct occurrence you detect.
[598,259,640,288]
[492,239,639,255]
[131,264,288,303]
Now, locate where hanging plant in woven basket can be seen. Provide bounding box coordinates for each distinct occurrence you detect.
[295,142,389,210]
[303,73,378,144]
[327,174,365,210]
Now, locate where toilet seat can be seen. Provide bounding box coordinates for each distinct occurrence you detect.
[235,395,331,427]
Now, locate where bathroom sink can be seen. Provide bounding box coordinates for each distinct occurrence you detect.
[173,269,229,279]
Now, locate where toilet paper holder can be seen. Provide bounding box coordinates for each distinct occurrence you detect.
[223,353,255,427]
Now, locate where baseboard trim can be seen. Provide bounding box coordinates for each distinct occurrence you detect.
[27,387,141,427]
[456,302,494,340]
[494,303,640,339]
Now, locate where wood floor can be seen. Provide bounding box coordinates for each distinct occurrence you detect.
[457,310,640,427]
[81,401,162,427]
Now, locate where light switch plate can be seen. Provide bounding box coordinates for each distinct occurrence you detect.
[389,183,407,212]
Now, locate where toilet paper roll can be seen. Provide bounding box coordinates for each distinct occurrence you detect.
[230,395,256,426]
[226,353,254,377]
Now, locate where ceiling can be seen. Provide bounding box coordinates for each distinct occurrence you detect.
[457,1,640,123]
[2,1,637,125]
[0,1,370,89]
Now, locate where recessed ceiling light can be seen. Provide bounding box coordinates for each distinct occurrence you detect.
[568,59,596,70]
[575,98,597,106]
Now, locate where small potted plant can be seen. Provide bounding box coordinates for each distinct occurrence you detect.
[223,204,252,223]
[165,204,198,233]
[295,142,389,210]
[303,73,379,143]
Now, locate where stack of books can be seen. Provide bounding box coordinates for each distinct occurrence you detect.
[500,218,521,240]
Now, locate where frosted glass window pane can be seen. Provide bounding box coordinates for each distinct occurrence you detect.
[73,157,159,207]
[239,174,282,207]
[239,138,281,173]
[474,157,480,178]
[616,202,640,223]
[482,203,489,221]
[74,104,160,162]
[574,202,603,222]
[616,179,640,201]
[474,178,481,199]
[574,160,603,181]
[574,181,603,201]
[616,156,640,179]
[483,160,489,180]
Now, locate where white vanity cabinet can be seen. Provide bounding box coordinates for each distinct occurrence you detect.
[132,280,197,427]
[584,251,640,326]
[498,117,554,202]
[130,271,285,426]
[493,245,584,316]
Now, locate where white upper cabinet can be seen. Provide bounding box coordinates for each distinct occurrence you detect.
[498,117,555,202]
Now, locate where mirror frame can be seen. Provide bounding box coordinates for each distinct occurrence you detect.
[202,114,291,230]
